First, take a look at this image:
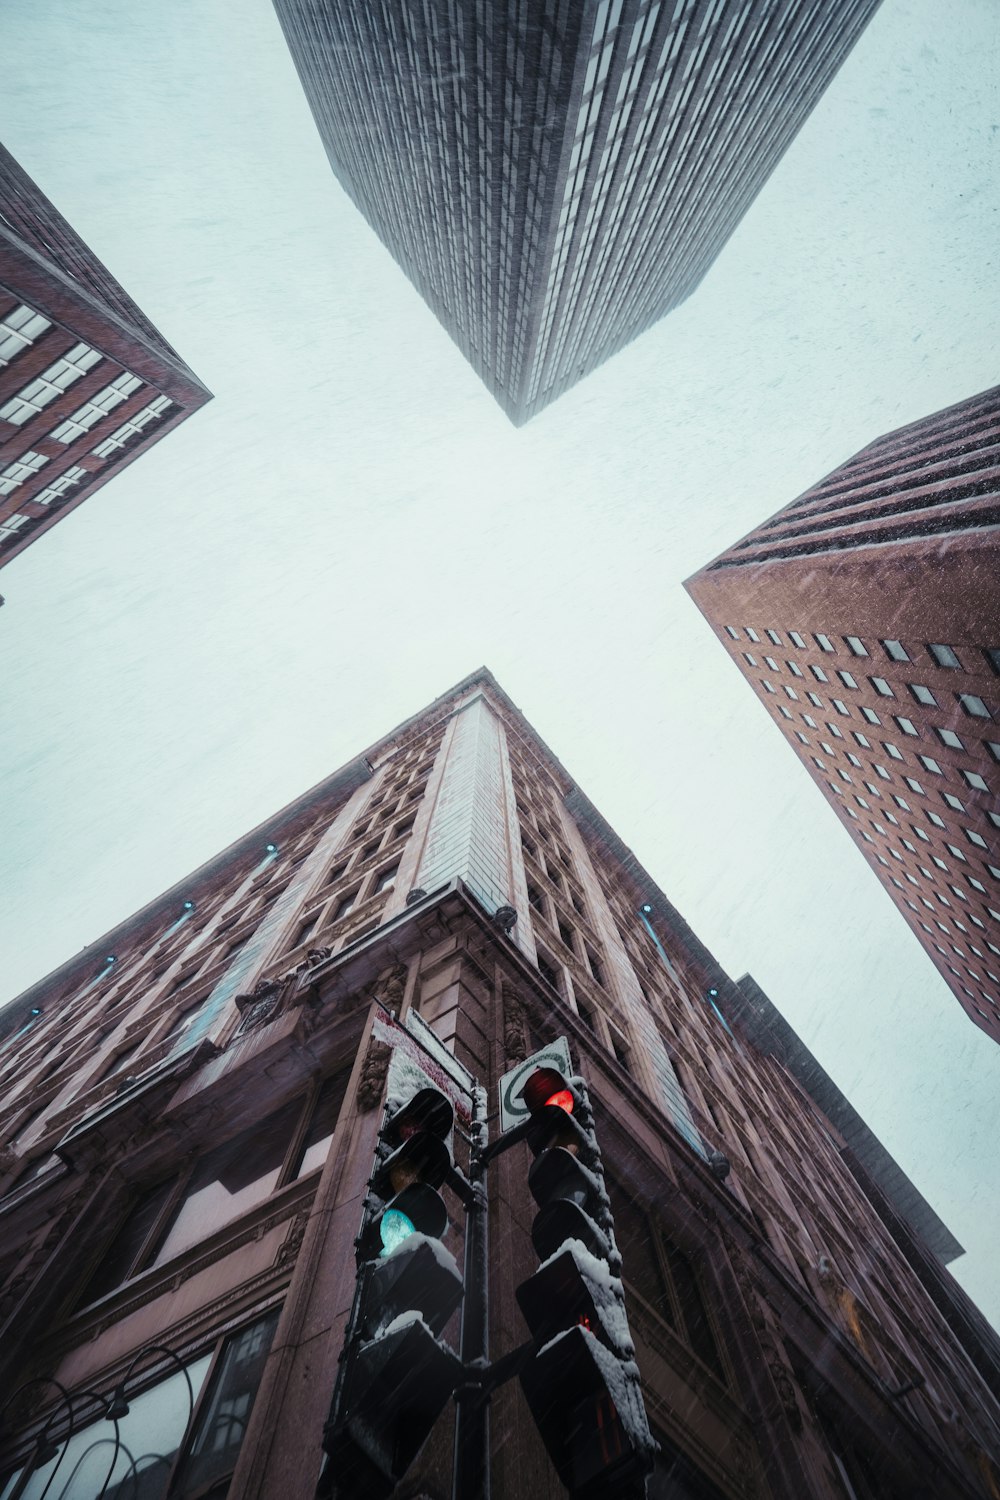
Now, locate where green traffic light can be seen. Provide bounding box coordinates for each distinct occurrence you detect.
[380,1207,417,1257]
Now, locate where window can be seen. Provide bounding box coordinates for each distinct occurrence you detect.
[4,1312,280,1500]
[985,648,1000,676]
[986,742,1000,763]
[723,626,739,639]
[904,778,925,795]
[927,810,947,828]
[608,1027,632,1075]
[743,652,757,666]
[943,793,966,812]
[919,756,943,775]
[761,679,776,694]
[937,728,964,750]
[574,994,597,1031]
[895,716,919,736]
[776,705,792,719]
[557,916,575,951]
[744,627,760,641]
[151,1098,303,1268]
[908,683,937,706]
[92,395,173,457]
[0,303,51,366]
[825,722,843,739]
[928,643,961,669]
[0,342,101,424]
[807,691,823,708]
[765,629,782,645]
[786,660,803,676]
[838,671,858,689]
[810,664,828,682]
[882,639,910,662]
[585,947,606,987]
[964,770,990,793]
[947,845,967,862]
[373,863,399,894]
[393,817,415,840]
[959,693,992,719]
[76,1175,180,1306]
[845,636,869,657]
[526,883,545,914]
[291,914,319,949]
[0,449,49,496]
[966,829,988,849]
[853,732,871,748]
[326,860,349,884]
[359,840,382,863]
[50,372,142,442]
[860,706,882,725]
[764,656,779,672]
[802,714,818,728]
[536,950,560,989]
[883,742,904,761]
[814,633,835,652]
[782,684,798,700]
[846,753,862,768]
[332,889,359,922]
[870,677,894,698]
[294,1072,350,1178]
[832,699,850,716]
[788,631,807,649]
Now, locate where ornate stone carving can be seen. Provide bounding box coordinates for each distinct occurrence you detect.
[501,981,528,1064]
[357,1039,391,1112]
[234,976,285,1036]
[372,963,408,1010]
[274,1209,309,1269]
[726,1236,803,1434]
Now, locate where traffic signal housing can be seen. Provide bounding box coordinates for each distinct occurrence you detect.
[514,1067,656,1498]
[322,1084,465,1499]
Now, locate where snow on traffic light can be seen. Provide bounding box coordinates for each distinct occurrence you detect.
[514,1066,656,1498]
[321,1073,466,1499]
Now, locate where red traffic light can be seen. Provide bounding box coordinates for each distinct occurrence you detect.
[545,1088,575,1113]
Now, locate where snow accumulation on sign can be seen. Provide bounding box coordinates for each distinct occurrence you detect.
[498,1037,573,1134]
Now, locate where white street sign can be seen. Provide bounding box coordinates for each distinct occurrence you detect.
[498,1036,573,1134]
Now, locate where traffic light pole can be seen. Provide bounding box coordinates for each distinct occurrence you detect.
[452,1083,490,1500]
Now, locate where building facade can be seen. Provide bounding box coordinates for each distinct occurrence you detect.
[272,0,880,424]
[0,144,211,568]
[685,384,1000,1044]
[1,671,998,1499]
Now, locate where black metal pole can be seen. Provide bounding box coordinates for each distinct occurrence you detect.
[453,1083,490,1500]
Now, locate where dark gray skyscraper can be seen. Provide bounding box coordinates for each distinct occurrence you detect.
[273,0,880,423]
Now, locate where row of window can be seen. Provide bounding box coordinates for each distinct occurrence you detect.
[728,624,1000,679]
[765,674,995,725]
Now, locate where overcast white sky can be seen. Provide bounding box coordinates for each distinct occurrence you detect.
[1,0,999,1325]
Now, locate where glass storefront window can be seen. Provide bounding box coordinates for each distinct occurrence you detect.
[0,1309,280,1500]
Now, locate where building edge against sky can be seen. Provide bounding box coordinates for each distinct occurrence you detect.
[0,143,211,568]
[271,0,881,424]
[684,383,1000,1045]
[2,669,999,1499]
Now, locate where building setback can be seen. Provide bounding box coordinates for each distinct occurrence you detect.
[685,384,1000,1045]
[272,0,880,425]
[0,144,211,569]
[1,670,999,1498]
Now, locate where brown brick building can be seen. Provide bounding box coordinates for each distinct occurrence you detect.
[272,0,880,424]
[685,384,1000,1044]
[0,144,211,569]
[1,672,998,1498]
